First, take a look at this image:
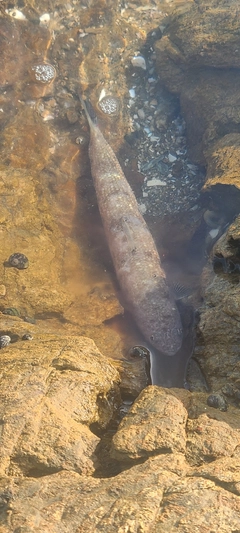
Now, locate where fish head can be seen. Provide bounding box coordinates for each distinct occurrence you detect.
[149,324,183,356]
[146,303,183,356]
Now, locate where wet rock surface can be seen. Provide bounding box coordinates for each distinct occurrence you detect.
[0,329,120,477]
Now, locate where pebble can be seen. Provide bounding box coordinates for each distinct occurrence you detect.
[131,55,146,70]
[137,109,145,119]
[168,153,177,162]
[0,285,6,297]
[129,88,136,98]
[147,179,167,187]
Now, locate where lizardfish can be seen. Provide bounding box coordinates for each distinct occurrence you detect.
[80,98,183,356]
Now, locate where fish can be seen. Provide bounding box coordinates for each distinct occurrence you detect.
[80,97,183,356]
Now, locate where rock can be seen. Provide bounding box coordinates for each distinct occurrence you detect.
[203,133,240,211]
[0,454,240,532]
[155,0,240,93]
[195,217,240,392]
[186,413,240,466]
[195,456,240,495]
[111,386,188,462]
[0,334,120,476]
[111,355,150,400]
[180,70,240,164]
[155,2,240,164]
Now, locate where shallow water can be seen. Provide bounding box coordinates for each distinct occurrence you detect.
[0,0,236,387]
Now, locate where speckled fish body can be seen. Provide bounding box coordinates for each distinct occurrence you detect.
[82,101,183,356]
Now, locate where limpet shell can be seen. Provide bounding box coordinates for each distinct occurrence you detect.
[0,335,11,348]
[7,253,29,270]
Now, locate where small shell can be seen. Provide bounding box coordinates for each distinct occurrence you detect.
[3,308,20,317]
[5,9,26,20]
[0,284,6,297]
[32,63,56,84]
[0,335,11,348]
[7,253,29,270]
[207,394,228,412]
[129,345,150,359]
[98,95,121,116]
[22,334,33,341]
[131,55,146,70]
[23,316,36,324]
[39,13,51,27]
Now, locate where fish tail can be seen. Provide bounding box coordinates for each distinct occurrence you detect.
[79,95,97,129]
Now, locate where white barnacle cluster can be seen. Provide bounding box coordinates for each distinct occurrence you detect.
[32,63,56,83]
[98,94,120,116]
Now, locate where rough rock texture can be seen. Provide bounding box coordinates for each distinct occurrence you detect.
[154,0,240,399]
[203,133,240,212]
[194,216,240,394]
[0,455,240,532]
[111,356,150,400]
[0,0,240,530]
[0,333,120,477]
[155,0,240,166]
[186,413,240,465]
[111,386,188,461]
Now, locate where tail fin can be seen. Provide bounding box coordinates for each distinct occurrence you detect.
[79,95,97,129]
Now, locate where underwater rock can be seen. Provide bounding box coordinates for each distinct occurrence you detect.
[195,217,240,392]
[155,0,240,94]
[7,253,29,270]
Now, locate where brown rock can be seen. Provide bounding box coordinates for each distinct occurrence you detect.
[111,386,188,462]
[155,1,240,164]
[202,134,240,212]
[195,456,240,495]
[195,217,240,392]
[186,413,240,465]
[111,356,150,400]
[155,0,240,93]
[0,334,120,476]
[1,454,240,532]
